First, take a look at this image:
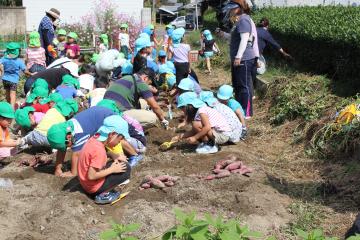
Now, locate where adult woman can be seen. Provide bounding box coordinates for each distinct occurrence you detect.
[223,0,256,118]
[38,8,61,65]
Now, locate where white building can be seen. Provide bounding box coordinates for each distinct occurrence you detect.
[22,0,144,31]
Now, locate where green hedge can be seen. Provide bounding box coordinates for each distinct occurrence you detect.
[252,6,360,95]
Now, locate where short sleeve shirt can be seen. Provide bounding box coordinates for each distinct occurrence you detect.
[230,14,256,61]
[104,75,153,111]
[169,44,190,63]
[227,99,245,117]
[194,106,231,133]
[70,106,116,152]
[78,136,107,194]
[213,103,242,142]
[64,44,80,58]
[0,57,26,83]
[56,85,77,99]
[118,33,130,48]
[35,108,66,136]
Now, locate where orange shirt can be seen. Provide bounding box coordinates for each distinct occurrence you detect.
[78,136,107,194]
[0,126,10,142]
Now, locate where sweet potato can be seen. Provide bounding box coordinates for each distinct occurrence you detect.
[225,161,243,171]
[215,159,236,170]
[231,167,253,175]
[141,183,151,189]
[226,154,238,162]
[150,179,166,189]
[204,175,216,180]
[156,175,171,182]
[164,181,175,187]
[215,170,231,179]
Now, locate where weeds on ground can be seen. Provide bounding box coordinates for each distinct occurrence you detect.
[100,222,140,240]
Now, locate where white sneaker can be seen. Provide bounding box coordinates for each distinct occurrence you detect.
[196,143,206,152]
[196,144,218,154]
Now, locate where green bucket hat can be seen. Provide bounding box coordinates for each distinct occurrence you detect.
[64,98,79,114]
[29,31,41,47]
[47,121,74,151]
[67,32,78,40]
[15,106,35,128]
[54,101,72,117]
[57,29,67,36]
[0,101,15,119]
[5,42,21,58]
[39,92,63,105]
[62,74,80,89]
[91,53,100,63]
[97,99,122,115]
[32,78,49,90]
[26,87,49,103]
[120,23,128,29]
[100,34,109,46]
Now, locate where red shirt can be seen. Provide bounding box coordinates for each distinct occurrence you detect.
[78,136,107,194]
[32,103,50,113]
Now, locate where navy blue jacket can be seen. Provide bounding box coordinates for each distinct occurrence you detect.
[256,27,281,54]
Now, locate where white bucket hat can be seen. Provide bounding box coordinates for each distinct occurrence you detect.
[62,62,79,77]
[46,8,60,19]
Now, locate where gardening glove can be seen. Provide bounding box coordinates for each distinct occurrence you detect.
[161,119,169,129]
[47,45,58,58]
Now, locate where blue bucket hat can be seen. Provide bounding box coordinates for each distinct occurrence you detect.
[203,29,213,41]
[177,92,205,108]
[217,85,234,100]
[158,50,166,57]
[171,28,186,47]
[178,77,195,91]
[159,64,172,75]
[147,59,159,73]
[166,61,176,74]
[199,91,218,107]
[166,74,176,89]
[142,26,153,36]
[139,33,151,41]
[97,115,130,141]
[121,60,133,75]
[135,37,151,54]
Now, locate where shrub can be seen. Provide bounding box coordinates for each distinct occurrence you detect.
[252,6,360,94]
[61,0,142,48]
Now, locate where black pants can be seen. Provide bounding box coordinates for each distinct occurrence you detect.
[24,77,36,95]
[92,161,131,196]
[174,62,190,85]
[231,59,255,117]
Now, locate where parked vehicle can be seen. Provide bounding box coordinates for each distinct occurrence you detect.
[170,16,186,28]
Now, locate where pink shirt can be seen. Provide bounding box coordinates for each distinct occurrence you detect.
[34,112,45,124]
[26,47,46,69]
[194,106,231,133]
[64,43,80,58]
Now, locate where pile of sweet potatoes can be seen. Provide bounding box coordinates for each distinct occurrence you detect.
[204,155,253,180]
[139,175,180,190]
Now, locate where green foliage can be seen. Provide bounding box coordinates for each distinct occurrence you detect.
[288,202,323,233]
[267,74,335,125]
[162,209,263,240]
[100,222,140,240]
[203,8,218,30]
[252,6,360,94]
[296,229,338,240]
[347,234,360,240]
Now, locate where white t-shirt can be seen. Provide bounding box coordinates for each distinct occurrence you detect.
[118,33,130,48]
[89,88,107,106]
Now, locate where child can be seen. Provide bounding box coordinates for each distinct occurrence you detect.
[18,99,78,148]
[33,92,64,113]
[177,77,202,96]
[118,23,130,57]
[15,106,45,131]
[64,32,80,59]
[0,102,19,160]
[0,42,26,107]
[99,34,109,54]
[26,31,46,74]
[201,30,219,75]
[216,85,247,140]
[162,24,174,52]
[53,29,67,57]
[175,92,232,154]
[199,91,242,143]
[77,115,131,204]
[25,86,49,106]
[168,28,191,85]
[55,74,80,99]
[133,37,151,74]
[89,76,109,107]
[158,50,176,74]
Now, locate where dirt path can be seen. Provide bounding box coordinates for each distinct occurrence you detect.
[0,68,356,239]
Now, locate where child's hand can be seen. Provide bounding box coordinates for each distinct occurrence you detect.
[187,136,198,145]
[110,161,127,173]
[177,121,186,129]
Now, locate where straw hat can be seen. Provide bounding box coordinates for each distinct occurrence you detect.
[46,8,60,19]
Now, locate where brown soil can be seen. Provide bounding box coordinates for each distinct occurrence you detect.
[0,68,358,239]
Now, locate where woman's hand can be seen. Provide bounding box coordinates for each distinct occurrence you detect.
[110,161,127,174]
[234,58,241,66]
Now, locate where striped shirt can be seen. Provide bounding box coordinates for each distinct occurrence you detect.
[26,47,46,69]
[104,75,153,112]
[213,102,242,142]
[194,106,231,133]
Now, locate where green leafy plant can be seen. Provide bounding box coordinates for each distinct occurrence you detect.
[347,234,360,240]
[296,229,338,240]
[162,209,263,240]
[100,222,140,240]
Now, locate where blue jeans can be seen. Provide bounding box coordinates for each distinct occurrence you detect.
[231,59,255,117]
